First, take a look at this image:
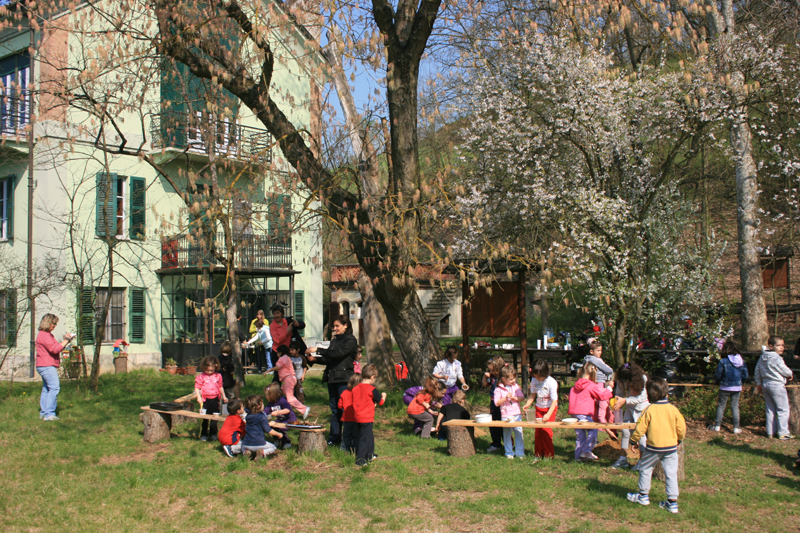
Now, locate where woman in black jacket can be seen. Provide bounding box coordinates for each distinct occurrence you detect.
[306,315,358,445]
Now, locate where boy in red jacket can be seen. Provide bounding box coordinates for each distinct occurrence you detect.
[219,398,246,457]
[352,364,387,466]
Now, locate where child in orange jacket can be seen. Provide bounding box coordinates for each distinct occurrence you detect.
[352,364,386,466]
[338,373,362,453]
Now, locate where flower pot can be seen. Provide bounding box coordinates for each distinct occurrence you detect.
[185,365,197,375]
[114,356,128,374]
[165,365,178,375]
[176,367,187,375]
[66,363,80,379]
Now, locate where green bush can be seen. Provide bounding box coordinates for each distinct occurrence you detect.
[674,386,765,426]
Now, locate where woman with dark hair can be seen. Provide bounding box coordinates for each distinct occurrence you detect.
[306,315,358,445]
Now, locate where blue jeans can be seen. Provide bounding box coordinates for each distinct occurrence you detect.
[37,366,60,418]
[502,414,524,457]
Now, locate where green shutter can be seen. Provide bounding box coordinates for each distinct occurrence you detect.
[78,287,95,345]
[130,177,146,240]
[96,173,118,237]
[294,290,304,323]
[4,176,13,240]
[5,289,16,347]
[129,287,146,343]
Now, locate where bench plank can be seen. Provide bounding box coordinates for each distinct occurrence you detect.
[443,420,636,430]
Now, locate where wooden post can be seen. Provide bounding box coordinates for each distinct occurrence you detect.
[298,429,327,454]
[446,426,476,457]
[140,410,172,443]
[519,270,528,392]
[653,442,685,482]
[788,389,800,435]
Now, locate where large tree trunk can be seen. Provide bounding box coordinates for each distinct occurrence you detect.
[225,270,245,387]
[358,272,397,390]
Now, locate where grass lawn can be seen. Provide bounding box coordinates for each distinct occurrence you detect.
[2,369,799,532]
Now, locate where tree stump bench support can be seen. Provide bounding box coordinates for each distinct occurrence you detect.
[653,442,686,482]
[297,428,327,454]
[447,426,476,457]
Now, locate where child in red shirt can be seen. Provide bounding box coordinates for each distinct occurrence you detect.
[219,398,246,457]
[352,364,386,466]
[338,373,363,453]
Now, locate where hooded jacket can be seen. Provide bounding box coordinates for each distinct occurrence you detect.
[714,354,749,391]
[754,350,793,385]
[568,378,613,417]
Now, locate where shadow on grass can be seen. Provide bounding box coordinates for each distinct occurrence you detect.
[707,437,797,469]
[767,473,800,492]
[585,478,634,498]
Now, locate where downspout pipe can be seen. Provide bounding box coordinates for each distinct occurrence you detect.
[26,24,35,377]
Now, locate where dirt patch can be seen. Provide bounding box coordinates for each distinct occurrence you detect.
[99,443,170,465]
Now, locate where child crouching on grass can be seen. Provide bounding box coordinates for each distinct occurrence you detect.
[352,364,387,466]
[265,382,296,449]
[241,395,278,461]
[626,377,686,514]
[219,398,246,457]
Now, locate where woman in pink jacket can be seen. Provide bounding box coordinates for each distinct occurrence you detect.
[36,313,75,421]
[568,362,614,461]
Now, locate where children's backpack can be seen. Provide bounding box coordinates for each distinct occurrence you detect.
[395,361,409,381]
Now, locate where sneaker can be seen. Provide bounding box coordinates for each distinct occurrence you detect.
[370,454,379,461]
[733,428,743,435]
[486,445,500,453]
[303,407,311,420]
[283,442,293,450]
[611,456,630,469]
[42,416,60,422]
[580,452,599,461]
[627,492,650,506]
[506,455,514,460]
[707,424,720,432]
[630,462,641,472]
[209,435,218,442]
[223,445,234,458]
[200,435,209,442]
[659,500,679,514]
[780,434,796,440]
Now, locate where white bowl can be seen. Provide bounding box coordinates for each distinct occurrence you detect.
[475,414,492,424]
[561,418,579,424]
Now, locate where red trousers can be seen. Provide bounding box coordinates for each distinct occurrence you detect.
[535,406,556,458]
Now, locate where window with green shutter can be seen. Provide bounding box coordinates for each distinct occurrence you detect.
[0,289,16,347]
[96,172,119,237]
[0,175,13,240]
[78,287,95,345]
[129,287,146,343]
[294,290,304,324]
[130,177,146,240]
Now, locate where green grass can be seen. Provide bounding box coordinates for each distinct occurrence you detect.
[1,370,798,532]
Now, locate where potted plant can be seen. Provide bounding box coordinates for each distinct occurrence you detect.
[164,358,178,375]
[61,347,82,379]
[185,363,197,375]
[113,339,129,374]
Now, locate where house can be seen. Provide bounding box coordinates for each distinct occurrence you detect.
[0,1,323,376]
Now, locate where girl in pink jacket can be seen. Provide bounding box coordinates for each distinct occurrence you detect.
[568,363,614,461]
[273,345,310,420]
[493,365,525,459]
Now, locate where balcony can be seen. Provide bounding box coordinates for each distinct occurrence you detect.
[1,92,29,138]
[150,111,272,163]
[160,233,292,271]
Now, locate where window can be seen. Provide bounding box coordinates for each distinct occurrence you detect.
[96,173,146,239]
[0,176,12,240]
[0,289,16,347]
[440,314,451,336]
[0,53,30,136]
[95,288,126,342]
[294,291,304,323]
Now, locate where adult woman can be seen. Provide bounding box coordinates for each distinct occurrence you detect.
[269,304,306,370]
[432,345,469,404]
[248,309,268,372]
[306,315,358,445]
[36,313,74,421]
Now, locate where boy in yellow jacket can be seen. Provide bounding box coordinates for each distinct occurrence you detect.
[626,377,686,514]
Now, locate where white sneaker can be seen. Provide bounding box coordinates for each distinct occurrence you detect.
[580,452,599,461]
[707,424,720,432]
[611,456,629,469]
[733,428,743,435]
[486,445,500,453]
[506,455,514,460]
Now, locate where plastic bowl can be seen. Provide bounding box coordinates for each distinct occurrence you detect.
[475,414,492,424]
[561,417,579,424]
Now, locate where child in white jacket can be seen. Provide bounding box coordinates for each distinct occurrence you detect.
[755,336,794,439]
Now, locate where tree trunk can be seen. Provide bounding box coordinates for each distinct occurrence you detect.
[653,441,685,482]
[226,271,246,387]
[140,410,172,442]
[788,388,800,435]
[297,429,327,454]
[446,426,476,457]
[540,290,550,335]
[358,272,397,390]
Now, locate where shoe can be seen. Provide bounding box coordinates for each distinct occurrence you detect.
[506,455,514,460]
[611,456,630,469]
[659,500,679,514]
[627,492,650,506]
[223,445,234,458]
[580,452,599,461]
[630,463,641,472]
[327,440,340,446]
[249,450,258,461]
[707,424,721,432]
[283,442,292,450]
[530,457,542,464]
[200,435,208,441]
[303,407,311,420]
[486,445,500,453]
[780,434,796,440]
[209,435,218,442]
[42,416,60,422]
[733,428,743,435]
[370,454,379,461]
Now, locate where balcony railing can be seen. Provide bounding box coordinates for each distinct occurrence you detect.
[1,92,30,137]
[161,233,292,270]
[151,111,272,163]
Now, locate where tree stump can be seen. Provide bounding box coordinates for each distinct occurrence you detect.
[298,430,327,454]
[653,442,685,482]
[140,410,172,443]
[787,388,800,435]
[446,426,476,457]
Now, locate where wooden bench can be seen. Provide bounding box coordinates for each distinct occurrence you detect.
[441,419,636,457]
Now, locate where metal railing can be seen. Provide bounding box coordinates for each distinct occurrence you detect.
[161,233,292,270]
[150,111,272,163]
[1,92,30,137]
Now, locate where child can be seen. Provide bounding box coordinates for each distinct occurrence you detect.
[243,319,273,372]
[264,382,297,449]
[626,377,686,514]
[195,355,228,441]
[611,362,649,469]
[482,357,505,453]
[352,364,387,466]
[353,350,363,374]
[339,373,363,453]
[273,345,311,420]
[219,398,246,457]
[494,365,525,459]
[522,359,559,459]
[435,390,470,440]
[218,341,236,402]
[568,362,614,461]
[241,395,278,460]
[433,345,469,404]
[289,341,308,403]
[584,342,615,436]
[407,376,441,438]
[755,335,795,439]
[709,339,748,434]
